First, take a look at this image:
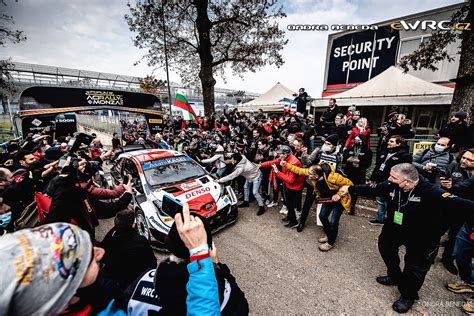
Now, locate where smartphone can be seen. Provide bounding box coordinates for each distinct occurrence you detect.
[58,157,68,168]
[162,194,183,218]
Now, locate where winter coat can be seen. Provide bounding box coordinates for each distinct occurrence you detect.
[344,127,371,149]
[284,162,353,212]
[438,121,470,151]
[343,145,373,184]
[219,155,261,183]
[99,225,157,291]
[412,145,455,183]
[370,147,412,183]
[261,154,305,191]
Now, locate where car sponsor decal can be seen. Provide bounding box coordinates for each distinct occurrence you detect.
[149,215,169,232]
[184,186,211,199]
[180,181,200,191]
[142,156,190,170]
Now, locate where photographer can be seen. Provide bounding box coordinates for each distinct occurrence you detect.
[293,88,310,117]
[412,137,454,184]
[44,158,133,242]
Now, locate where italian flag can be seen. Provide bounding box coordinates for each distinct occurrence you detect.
[174,93,198,123]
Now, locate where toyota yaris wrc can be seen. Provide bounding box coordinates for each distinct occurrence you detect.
[106,147,238,248]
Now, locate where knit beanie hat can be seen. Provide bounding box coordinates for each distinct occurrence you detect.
[0,223,92,315]
[453,111,467,121]
[325,134,339,146]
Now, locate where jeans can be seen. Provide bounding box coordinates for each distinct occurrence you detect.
[453,224,474,284]
[244,173,264,206]
[376,196,387,222]
[284,187,302,224]
[217,167,226,177]
[319,202,344,245]
[300,183,316,226]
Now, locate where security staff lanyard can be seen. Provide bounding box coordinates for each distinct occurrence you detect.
[394,188,415,225]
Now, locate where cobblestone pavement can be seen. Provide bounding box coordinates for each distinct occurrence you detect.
[97,203,469,315]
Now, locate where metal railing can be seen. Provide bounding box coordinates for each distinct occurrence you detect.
[75,114,121,135]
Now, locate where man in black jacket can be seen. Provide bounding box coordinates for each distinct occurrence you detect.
[99,209,157,291]
[45,160,133,242]
[438,111,470,153]
[340,163,474,313]
[369,135,412,225]
[294,88,310,117]
[319,98,342,136]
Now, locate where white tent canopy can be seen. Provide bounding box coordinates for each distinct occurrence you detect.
[239,82,296,111]
[312,66,454,108]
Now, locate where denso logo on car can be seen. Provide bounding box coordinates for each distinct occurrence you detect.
[185,186,211,199]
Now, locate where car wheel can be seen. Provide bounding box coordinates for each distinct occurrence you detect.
[135,209,151,241]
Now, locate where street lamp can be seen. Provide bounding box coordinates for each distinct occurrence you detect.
[160,0,173,115]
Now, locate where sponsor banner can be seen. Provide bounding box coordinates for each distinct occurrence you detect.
[19,86,163,135]
[142,156,191,170]
[412,141,433,156]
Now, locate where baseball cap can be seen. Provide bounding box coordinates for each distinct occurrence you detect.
[275,145,292,154]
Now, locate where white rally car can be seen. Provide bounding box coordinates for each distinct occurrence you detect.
[106,146,238,248]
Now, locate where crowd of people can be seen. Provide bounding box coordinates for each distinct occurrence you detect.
[0,97,473,314]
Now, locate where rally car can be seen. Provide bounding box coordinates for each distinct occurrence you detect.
[105,146,238,249]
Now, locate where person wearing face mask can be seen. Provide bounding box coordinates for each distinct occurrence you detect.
[339,163,474,313]
[412,137,455,184]
[369,135,412,225]
[302,134,343,171]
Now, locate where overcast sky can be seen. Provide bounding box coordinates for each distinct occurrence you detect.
[2,0,463,96]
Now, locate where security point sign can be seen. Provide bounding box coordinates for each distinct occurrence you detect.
[326,26,399,87]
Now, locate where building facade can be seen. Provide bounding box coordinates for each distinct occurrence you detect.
[320,3,466,134]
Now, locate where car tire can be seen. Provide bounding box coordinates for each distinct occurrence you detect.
[135,208,151,241]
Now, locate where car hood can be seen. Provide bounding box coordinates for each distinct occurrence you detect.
[151,177,222,217]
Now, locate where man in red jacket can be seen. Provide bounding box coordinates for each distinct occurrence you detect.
[260,145,305,228]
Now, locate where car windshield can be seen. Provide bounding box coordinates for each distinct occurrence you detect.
[142,156,207,187]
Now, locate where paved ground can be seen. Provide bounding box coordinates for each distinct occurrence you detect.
[97,204,469,315]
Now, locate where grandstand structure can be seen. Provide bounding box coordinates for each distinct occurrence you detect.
[2,61,260,113]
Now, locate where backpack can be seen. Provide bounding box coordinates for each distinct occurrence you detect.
[13,192,52,230]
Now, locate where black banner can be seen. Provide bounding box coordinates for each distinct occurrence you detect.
[18,86,163,136]
[327,26,399,87]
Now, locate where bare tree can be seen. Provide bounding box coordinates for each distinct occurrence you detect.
[399,4,472,122]
[1,0,27,112]
[126,0,287,116]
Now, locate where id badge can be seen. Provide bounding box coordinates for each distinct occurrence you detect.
[394,211,403,225]
[379,163,386,171]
